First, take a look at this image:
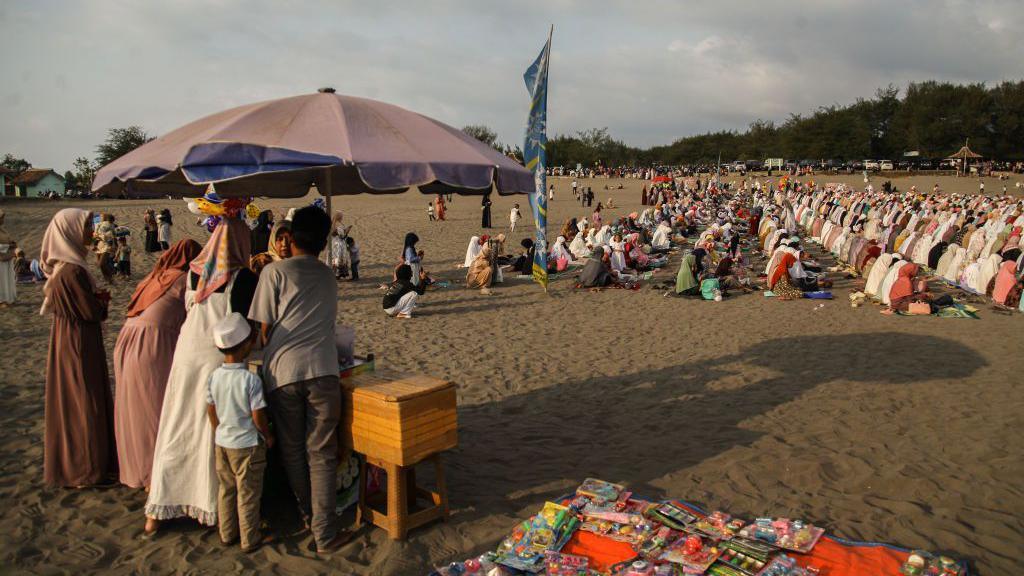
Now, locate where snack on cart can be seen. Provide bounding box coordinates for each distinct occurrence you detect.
[737,518,823,554]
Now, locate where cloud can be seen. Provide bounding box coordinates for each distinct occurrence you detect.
[1,0,1022,170]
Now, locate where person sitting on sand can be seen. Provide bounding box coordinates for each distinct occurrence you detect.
[578,246,613,288]
[467,242,497,294]
[383,264,426,318]
[508,238,535,276]
[674,253,701,297]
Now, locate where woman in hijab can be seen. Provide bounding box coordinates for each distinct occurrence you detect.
[329,211,351,279]
[549,236,573,270]
[41,208,117,487]
[0,209,15,306]
[887,263,927,312]
[144,218,256,534]
[461,236,483,268]
[992,259,1020,306]
[434,194,447,221]
[249,221,292,275]
[402,232,423,286]
[674,253,700,297]
[157,209,173,250]
[250,210,274,256]
[579,246,612,288]
[113,239,202,489]
[143,209,160,253]
[466,242,495,292]
[767,250,803,300]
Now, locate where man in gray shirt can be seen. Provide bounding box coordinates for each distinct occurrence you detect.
[249,206,351,553]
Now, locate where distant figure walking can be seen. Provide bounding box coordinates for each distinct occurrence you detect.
[481,193,493,228]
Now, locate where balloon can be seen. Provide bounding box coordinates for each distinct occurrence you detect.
[186,200,201,215]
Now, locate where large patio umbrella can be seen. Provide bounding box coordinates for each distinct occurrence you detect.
[91,88,533,202]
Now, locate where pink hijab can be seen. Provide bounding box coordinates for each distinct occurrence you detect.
[189,218,251,303]
[888,263,919,304]
[992,261,1018,305]
[39,208,94,314]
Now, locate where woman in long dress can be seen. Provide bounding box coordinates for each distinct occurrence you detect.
[157,209,173,250]
[0,209,16,306]
[113,239,202,489]
[144,219,256,533]
[143,210,160,253]
[41,208,117,487]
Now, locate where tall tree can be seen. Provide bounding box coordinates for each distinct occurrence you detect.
[461,125,500,150]
[0,154,31,175]
[95,126,154,167]
[71,157,98,192]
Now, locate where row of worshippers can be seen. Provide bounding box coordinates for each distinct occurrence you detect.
[758,182,1024,311]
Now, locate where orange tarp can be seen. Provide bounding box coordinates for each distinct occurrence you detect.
[558,499,910,575]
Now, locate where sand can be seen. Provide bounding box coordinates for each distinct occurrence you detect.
[0,172,1022,575]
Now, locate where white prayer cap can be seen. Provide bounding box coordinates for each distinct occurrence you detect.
[213,312,251,349]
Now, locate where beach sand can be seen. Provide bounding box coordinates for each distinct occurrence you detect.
[0,172,1021,574]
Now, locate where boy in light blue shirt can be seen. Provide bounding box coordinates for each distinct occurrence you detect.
[206,312,274,552]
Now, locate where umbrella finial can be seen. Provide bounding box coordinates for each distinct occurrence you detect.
[318,87,336,94]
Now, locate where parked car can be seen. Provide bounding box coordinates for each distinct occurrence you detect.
[879,160,894,170]
[864,160,880,170]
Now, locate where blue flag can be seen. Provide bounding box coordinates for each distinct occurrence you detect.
[524,27,552,289]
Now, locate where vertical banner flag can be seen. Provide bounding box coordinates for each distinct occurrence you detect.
[524,27,552,289]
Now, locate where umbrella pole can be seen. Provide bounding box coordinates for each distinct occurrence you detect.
[323,169,333,265]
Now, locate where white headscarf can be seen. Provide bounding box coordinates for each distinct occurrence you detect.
[40,208,94,314]
[568,234,590,259]
[550,236,573,263]
[461,236,482,268]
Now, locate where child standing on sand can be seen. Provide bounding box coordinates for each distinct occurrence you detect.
[510,204,521,233]
[427,203,436,221]
[206,312,273,552]
[346,236,360,281]
[116,236,132,278]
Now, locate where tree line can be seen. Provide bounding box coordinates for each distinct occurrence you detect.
[538,81,1024,167]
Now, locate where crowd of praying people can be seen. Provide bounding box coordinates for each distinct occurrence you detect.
[752,181,1024,312]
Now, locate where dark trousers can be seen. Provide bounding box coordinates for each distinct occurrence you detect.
[350,261,359,280]
[269,375,341,549]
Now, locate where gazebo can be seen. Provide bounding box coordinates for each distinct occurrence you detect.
[946,141,983,177]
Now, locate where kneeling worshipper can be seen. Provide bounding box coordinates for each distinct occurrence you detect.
[549,236,574,271]
[508,239,536,275]
[674,253,701,297]
[651,220,673,252]
[460,235,483,269]
[466,241,497,293]
[569,232,591,260]
[766,249,805,300]
[383,264,427,318]
[578,247,613,288]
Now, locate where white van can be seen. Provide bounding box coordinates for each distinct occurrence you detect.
[879,160,894,170]
[864,160,880,170]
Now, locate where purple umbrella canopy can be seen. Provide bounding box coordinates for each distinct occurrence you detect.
[92,89,533,198]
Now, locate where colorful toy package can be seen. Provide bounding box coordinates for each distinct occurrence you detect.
[544,551,589,575]
[899,550,968,576]
[758,554,821,575]
[659,533,722,573]
[713,537,779,574]
[737,518,823,554]
[687,510,743,541]
[647,501,698,531]
[495,502,579,573]
[579,497,657,545]
[577,478,625,503]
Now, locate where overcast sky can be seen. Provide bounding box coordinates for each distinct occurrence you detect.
[2,0,1022,171]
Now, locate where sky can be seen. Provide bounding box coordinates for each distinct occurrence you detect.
[2,0,1023,171]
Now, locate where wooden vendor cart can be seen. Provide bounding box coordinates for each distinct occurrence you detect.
[340,365,457,540]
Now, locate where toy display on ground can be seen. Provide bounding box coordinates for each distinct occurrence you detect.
[428,479,971,576]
